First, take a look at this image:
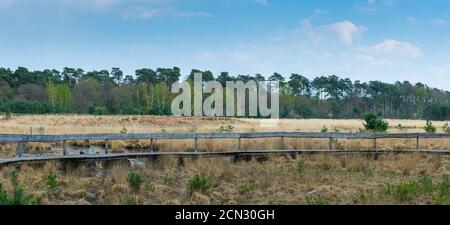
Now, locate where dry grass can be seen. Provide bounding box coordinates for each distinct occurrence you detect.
[1,115,450,155]
[1,154,450,205]
[2,115,450,205]
[1,115,448,135]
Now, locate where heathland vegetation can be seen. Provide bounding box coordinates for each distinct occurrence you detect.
[1,115,450,205]
[0,67,449,120]
[2,154,450,205]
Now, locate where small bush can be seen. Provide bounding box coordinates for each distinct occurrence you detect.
[88,106,107,115]
[386,175,437,202]
[443,122,450,134]
[120,125,128,134]
[297,160,306,173]
[386,181,421,202]
[188,126,198,133]
[163,174,173,186]
[187,173,213,194]
[424,120,437,133]
[363,112,389,132]
[216,125,235,133]
[0,171,40,205]
[433,176,450,204]
[306,195,329,205]
[321,126,328,133]
[44,171,59,190]
[127,171,143,192]
[4,107,11,120]
[121,197,137,205]
[239,183,257,192]
[397,124,406,130]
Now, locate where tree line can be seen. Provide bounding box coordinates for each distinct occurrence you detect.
[0,66,449,120]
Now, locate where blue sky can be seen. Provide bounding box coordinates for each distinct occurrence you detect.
[1,0,450,89]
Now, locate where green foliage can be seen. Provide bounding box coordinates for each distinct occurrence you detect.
[216,124,235,133]
[4,107,11,119]
[187,173,213,194]
[433,176,450,204]
[127,171,143,192]
[46,80,72,110]
[121,196,137,205]
[120,125,128,134]
[424,103,450,121]
[356,189,376,203]
[363,112,389,132]
[306,195,329,205]
[321,126,328,133]
[397,123,406,130]
[0,171,40,205]
[297,160,306,173]
[44,171,60,190]
[443,122,450,134]
[424,120,437,133]
[88,106,107,115]
[2,66,450,119]
[384,176,450,204]
[239,183,257,192]
[386,180,421,202]
[0,184,8,203]
[163,174,173,186]
[0,99,65,114]
[121,106,143,115]
[188,126,198,133]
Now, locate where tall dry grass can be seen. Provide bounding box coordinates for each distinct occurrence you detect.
[0,115,450,155]
[1,154,450,205]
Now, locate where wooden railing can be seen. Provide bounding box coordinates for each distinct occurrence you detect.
[1,132,450,157]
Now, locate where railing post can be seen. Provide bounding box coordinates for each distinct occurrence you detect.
[105,139,109,154]
[63,140,67,156]
[194,134,198,152]
[416,135,420,150]
[280,133,285,150]
[149,138,154,153]
[17,142,24,157]
[238,135,242,152]
[373,138,377,150]
[329,136,333,150]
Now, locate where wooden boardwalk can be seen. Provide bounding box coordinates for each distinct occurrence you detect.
[1,131,450,165]
[2,149,450,166]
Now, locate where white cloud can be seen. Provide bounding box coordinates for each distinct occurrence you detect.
[197,52,216,60]
[406,16,416,24]
[175,11,211,18]
[430,18,447,26]
[371,39,422,59]
[122,6,167,19]
[326,20,367,44]
[230,51,250,61]
[254,0,269,6]
[188,19,426,88]
[356,0,397,12]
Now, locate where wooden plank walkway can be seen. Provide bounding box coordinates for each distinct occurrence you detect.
[1,131,450,165]
[2,132,450,142]
[1,149,450,166]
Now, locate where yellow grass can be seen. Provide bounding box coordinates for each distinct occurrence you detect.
[2,115,450,205]
[1,115,448,134]
[0,115,450,155]
[1,154,450,205]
